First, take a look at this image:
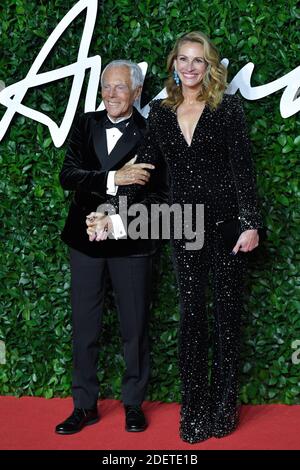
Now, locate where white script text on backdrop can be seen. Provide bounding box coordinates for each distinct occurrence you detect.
[0,0,299,147]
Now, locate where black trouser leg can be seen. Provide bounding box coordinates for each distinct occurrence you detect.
[70,248,106,409]
[107,256,152,406]
[172,240,211,442]
[172,230,248,443]
[210,231,248,432]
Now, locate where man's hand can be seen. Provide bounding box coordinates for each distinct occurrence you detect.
[115,162,155,186]
[231,229,259,255]
[86,212,113,241]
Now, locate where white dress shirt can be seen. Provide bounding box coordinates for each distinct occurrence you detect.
[105,113,133,239]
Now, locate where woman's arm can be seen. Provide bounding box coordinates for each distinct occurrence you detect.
[225,95,263,232]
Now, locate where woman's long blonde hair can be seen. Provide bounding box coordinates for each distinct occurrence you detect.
[162,31,227,110]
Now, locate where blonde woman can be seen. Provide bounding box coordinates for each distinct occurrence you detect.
[87,32,263,443]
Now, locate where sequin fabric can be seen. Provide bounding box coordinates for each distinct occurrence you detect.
[108,94,263,443]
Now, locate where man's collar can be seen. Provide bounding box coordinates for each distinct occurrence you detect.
[107,111,133,124]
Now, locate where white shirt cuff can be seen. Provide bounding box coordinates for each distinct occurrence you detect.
[106,171,118,195]
[110,214,126,239]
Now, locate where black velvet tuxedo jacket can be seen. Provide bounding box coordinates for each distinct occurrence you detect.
[60,107,169,257]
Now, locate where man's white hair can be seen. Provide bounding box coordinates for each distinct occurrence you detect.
[101,60,144,90]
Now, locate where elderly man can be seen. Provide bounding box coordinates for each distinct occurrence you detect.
[55,60,168,435]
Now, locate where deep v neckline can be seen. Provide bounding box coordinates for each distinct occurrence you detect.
[175,104,207,148]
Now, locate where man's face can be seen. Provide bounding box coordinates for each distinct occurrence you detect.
[101,66,141,119]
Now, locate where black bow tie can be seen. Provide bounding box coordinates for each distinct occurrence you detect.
[104,117,131,133]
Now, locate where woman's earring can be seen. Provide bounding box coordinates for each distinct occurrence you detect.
[173,70,180,86]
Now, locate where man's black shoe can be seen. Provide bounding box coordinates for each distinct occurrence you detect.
[125,405,147,432]
[55,407,99,435]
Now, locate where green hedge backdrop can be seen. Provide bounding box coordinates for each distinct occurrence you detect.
[0,0,299,404]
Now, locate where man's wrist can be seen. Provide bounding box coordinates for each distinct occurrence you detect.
[107,171,118,195]
[109,214,127,239]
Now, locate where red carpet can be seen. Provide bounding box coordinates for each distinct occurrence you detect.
[0,397,299,450]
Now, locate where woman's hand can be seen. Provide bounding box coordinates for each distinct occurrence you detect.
[86,212,113,242]
[232,229,259,255]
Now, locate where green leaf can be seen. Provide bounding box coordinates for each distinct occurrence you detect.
[170,8,180,18]
[43,137,52,149]
[277,195,290,206]
[277,135,287,147]
[45,389,53,399]
[248,36,259,46]
[282,145,293,154]
[294,136,300,146]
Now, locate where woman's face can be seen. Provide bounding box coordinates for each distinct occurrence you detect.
[174,41,207,90]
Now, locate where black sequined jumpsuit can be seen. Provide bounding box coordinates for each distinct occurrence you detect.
[109,95,263,443]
